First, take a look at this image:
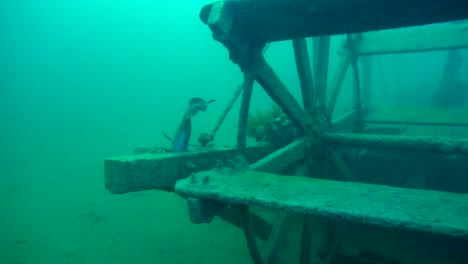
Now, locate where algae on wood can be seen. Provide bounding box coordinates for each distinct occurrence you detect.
[176,170,468,239]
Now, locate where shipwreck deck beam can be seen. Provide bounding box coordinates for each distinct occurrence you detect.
[200,0,468,42]
[175,170,468,239]
[105,143,273,194]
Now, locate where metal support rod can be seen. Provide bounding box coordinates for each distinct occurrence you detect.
[323,132,468,155]
[292,38,315,113]
[209,83,244,138]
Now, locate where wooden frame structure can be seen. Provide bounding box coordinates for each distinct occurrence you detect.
[105,1,468,263]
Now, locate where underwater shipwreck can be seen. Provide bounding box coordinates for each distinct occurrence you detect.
[105,1,468,263]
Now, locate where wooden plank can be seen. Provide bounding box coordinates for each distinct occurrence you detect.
[237,72,255,155]
[328,149,355,181]
[175,170,468,239]
[323,132,468,155]
[200,0,468,42]
[256,56,314,135]
[350,48,361,111]
[358,22,468,56]
[105,143,273,194]
[292,38,315,112]
[264,212,290,264]
[251,139,307,173]
[315,36,331,104]
[360,56,372,107]
[327,50,351,114]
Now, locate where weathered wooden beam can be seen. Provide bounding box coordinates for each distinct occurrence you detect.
[315,36,331,105]
[251,139,307,173]
[292,38,315,113]
[183,139,308,241]
[348,37,363,132]
[349,45,361,111]
[204,1,254,66]
[264,212,290,264]
[358,21,468,56]
[200,0,468,42]
[296,163,314,264]
[237,72,256,155]
[327,49,351,114]
[312,37,320,81]
[255,56,314,134]
[175,170,468,239]
[206,1,232,38]
[323,132,468,155]
[328,149,355,182]
[330,109,359,132]
[360,56,372,107]
[104,143,273,194]
[217,205,273,241]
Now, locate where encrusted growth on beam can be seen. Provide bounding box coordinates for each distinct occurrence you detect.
[201,0,468,42]
[104,143,273,194]
[175,170,468,239]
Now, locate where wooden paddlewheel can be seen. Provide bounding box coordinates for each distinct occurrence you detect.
[105,1,468,263]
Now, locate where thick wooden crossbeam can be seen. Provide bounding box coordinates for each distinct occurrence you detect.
[292,38,315,112]
[251,139,307,173]
[175,170,468,239]
[104,143,273,194]
[256,56,314,134]
[200,0,468,42]
[358,22,468,56]
[327,50,351,114]
[364,107,468,127]
[315,36,331,104]
[323,132,468,155]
